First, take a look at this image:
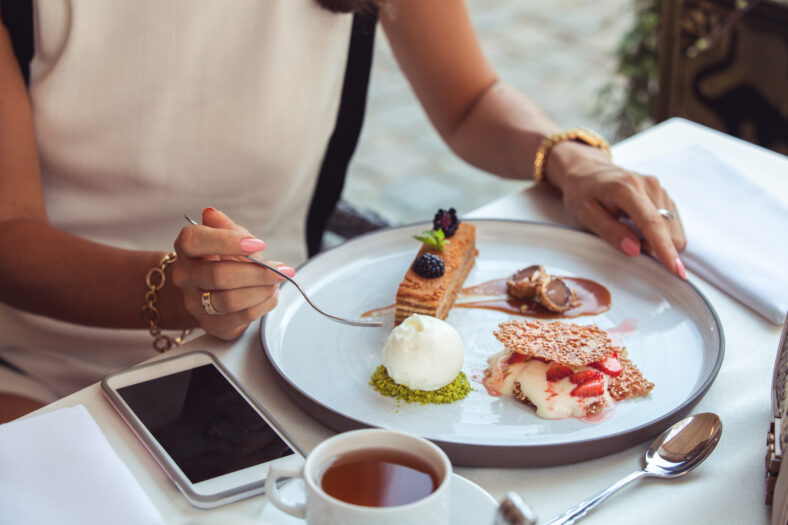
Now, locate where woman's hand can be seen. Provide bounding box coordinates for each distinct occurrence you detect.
[171,208,295,340]
[546,142,688,278]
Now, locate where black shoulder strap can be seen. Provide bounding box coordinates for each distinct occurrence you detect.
[1,0,34,85]
[305,8,378,257]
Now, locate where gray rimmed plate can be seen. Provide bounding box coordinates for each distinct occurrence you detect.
[260,220,723,467]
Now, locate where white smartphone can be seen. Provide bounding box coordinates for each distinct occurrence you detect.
[101,350,304,508]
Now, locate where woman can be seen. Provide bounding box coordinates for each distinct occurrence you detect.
[0,0,685,421]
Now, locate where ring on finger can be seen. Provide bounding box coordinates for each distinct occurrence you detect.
[201,291,220,315]
[657,208,676,221]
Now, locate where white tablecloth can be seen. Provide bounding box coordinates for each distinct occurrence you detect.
[20,119,788,524]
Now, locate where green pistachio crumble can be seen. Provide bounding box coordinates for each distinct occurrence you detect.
[369,365,471,405]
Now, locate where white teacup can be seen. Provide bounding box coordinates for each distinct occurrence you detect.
[265,429,452,525]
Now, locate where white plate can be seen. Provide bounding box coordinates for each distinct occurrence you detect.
[261,220,723,466]
[255,474,497,524]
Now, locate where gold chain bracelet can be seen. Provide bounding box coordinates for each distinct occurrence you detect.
[141,252,191,353]
[533,127,611,185]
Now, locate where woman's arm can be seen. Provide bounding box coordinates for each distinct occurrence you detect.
[381,0,687,277]
[0,19,284,339]
[380,1,553,179]
[0,18,184,328]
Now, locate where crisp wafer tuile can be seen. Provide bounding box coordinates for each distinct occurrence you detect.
[608,349,654,400]
[494,319,612,367]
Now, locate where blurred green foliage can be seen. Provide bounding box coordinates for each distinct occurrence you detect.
[596,0,661,140]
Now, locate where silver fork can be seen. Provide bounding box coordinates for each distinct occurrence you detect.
[184,215,383,328]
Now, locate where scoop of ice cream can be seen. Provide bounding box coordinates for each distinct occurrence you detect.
[382,314,464,391]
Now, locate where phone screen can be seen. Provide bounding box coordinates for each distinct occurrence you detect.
[117,363,294,484]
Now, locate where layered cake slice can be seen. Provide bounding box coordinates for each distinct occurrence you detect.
[484,319,653,419]
[395,210,478,325]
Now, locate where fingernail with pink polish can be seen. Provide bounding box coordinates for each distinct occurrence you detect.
[620,238,640,257]
[674,257,687,280]
[202,207,216,214]
[276,266,296,280]
[240,238,266,253]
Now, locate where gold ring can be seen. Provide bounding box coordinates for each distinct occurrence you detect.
[201,291,219,315]
[657,208,676,220]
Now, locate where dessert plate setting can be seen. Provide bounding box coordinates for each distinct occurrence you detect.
[261,220,724,467]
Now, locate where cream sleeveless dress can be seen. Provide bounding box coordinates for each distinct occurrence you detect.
[0,0,354,401]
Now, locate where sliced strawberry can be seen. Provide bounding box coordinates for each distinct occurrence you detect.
[590,355,623,377]
[545,363,573,382]
[570,378,605,397]
[506,352,529,365]
[569,369,603,385]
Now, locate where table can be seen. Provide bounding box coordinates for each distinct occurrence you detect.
[32,118,787,524]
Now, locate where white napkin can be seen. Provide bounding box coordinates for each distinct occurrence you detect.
[627,145,788,324]
[0,404,165,525]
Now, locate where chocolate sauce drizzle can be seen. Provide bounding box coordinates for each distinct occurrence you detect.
[456,277,610,319]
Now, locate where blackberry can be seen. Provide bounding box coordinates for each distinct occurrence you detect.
[412,253,445,279]
[433,208,460,238]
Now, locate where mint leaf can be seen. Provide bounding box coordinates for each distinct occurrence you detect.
[413,229,449,252]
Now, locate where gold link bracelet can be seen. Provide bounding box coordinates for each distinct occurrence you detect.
[141,252,191,353]
[533,127,611,185]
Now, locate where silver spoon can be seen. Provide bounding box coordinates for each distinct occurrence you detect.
[495,491,538,525]
[545,412,722,525]
[184,215,382,328]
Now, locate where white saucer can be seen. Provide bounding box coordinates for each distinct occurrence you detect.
[255,473,497,524]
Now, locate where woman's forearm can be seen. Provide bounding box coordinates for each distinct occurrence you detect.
[0,22,194,331]
[443,81,561,181]
[0,218,195,329]
[381,1,561,182]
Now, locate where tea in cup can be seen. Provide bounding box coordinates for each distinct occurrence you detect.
[265,429,451,525]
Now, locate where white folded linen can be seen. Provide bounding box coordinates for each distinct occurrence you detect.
[0,404,164,525]
[628,145,788,324]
